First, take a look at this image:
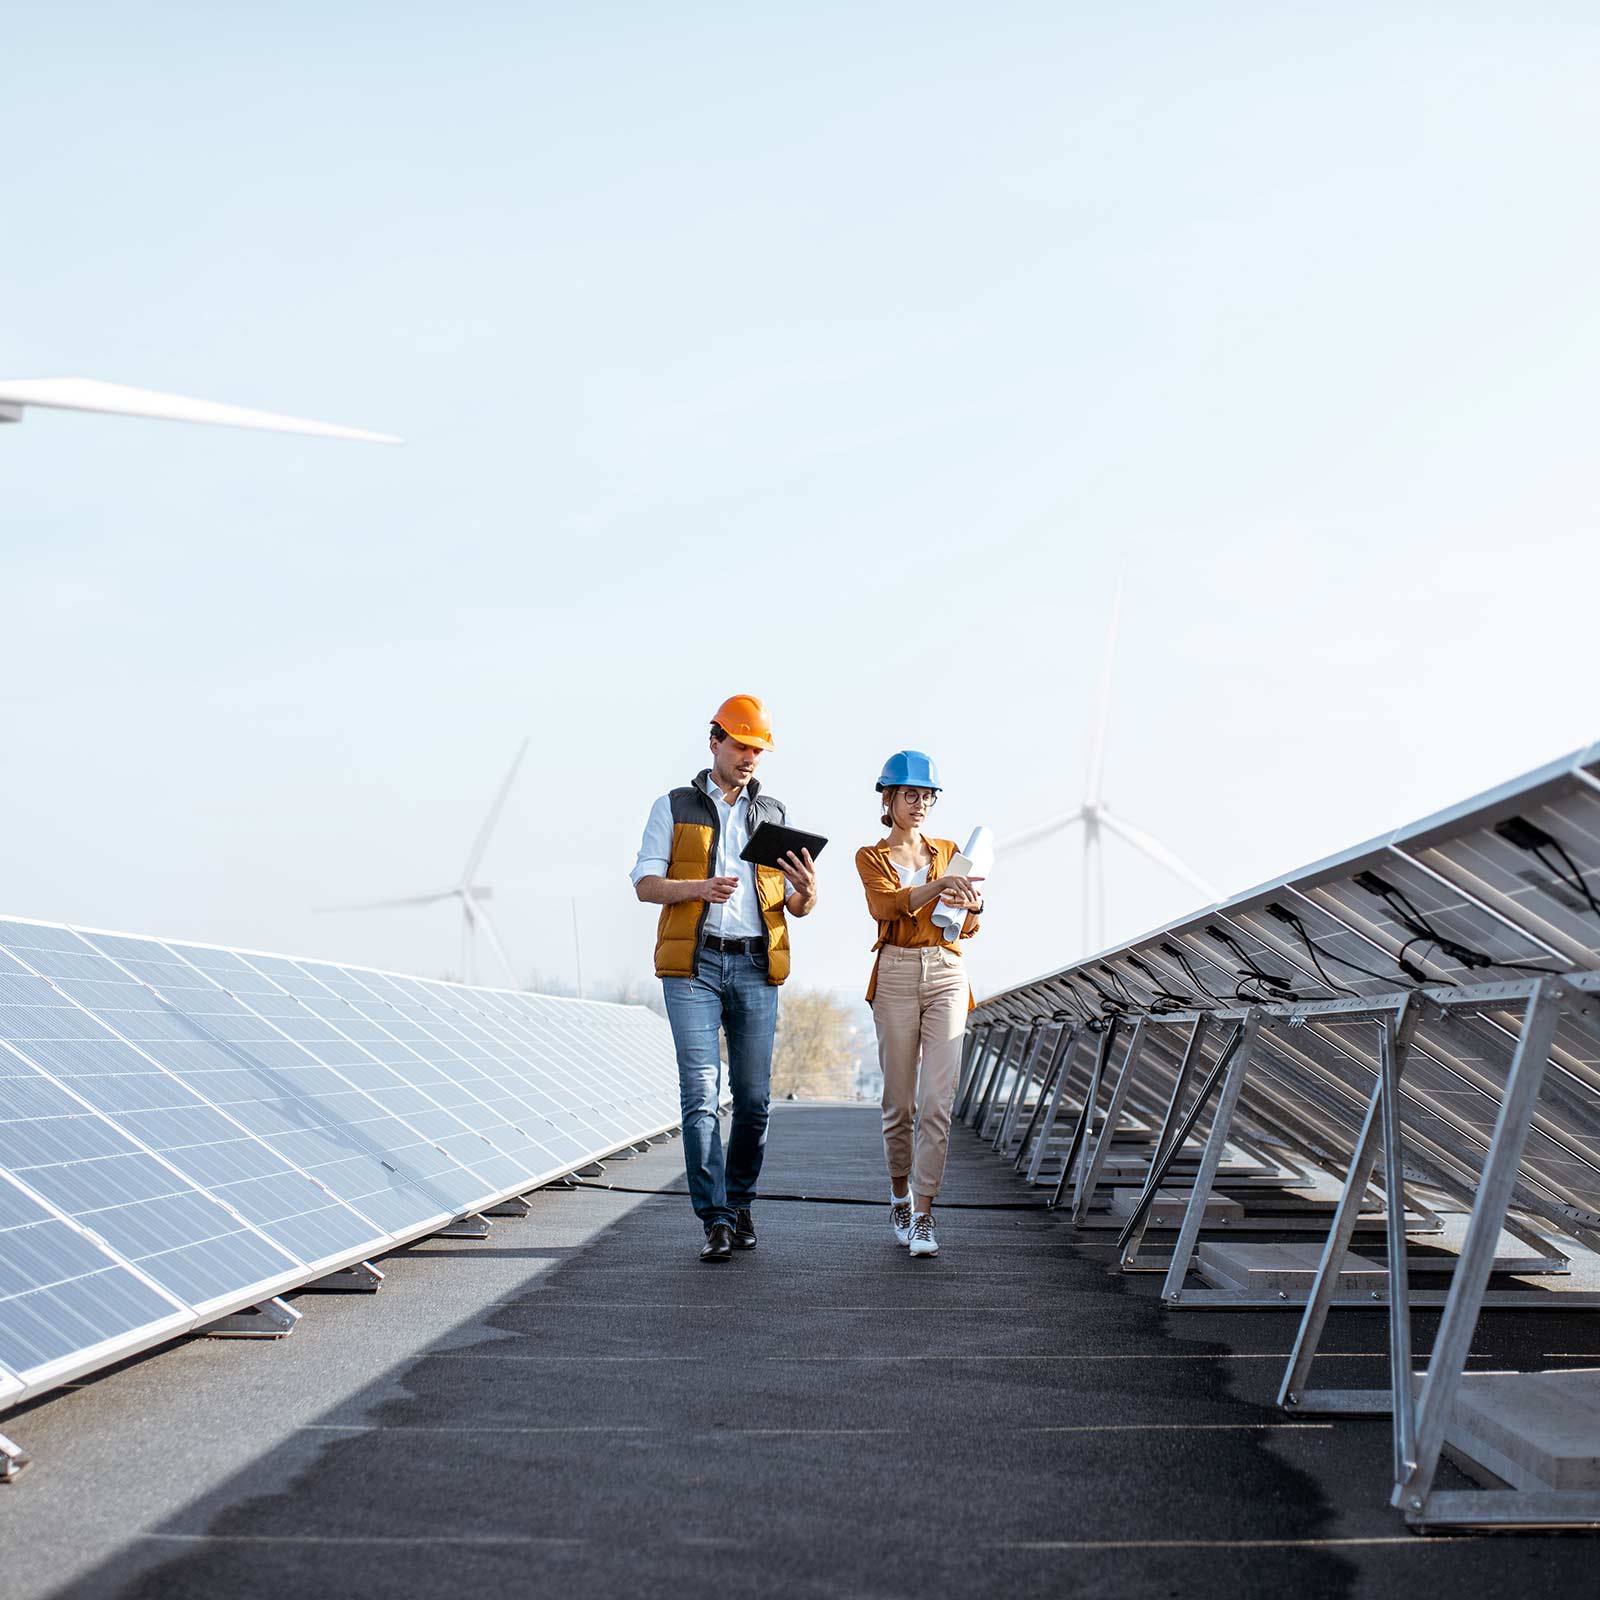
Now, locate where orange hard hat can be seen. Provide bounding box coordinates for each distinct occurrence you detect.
[711,693,775,750]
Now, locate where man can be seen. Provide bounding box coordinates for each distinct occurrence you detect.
[630,695,818,1262]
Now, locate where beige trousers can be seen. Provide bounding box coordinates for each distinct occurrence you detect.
[872,944,969,1200]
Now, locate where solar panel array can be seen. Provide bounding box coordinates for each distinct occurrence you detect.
[0,918,679,1415]
[964,740,1600,1529]
[973,741,1600,1236]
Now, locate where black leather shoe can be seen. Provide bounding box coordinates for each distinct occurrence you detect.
[699,1223,734,1263]
[733,1208,757,1249]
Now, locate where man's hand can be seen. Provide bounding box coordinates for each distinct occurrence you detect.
[633,874,738,907]
[782,848,816,899]
[783,848,818,916]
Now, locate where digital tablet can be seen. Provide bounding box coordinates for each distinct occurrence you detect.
[740,821,829,870]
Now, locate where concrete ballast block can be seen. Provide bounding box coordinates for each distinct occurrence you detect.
[1444,1370,1600,1492]
[1196,1242,1385,1297]
[1111,1188,1245,1228]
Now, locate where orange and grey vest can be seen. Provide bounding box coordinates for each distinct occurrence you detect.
[653,772,792,986]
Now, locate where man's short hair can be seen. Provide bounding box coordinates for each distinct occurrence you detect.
[709,721,728,743]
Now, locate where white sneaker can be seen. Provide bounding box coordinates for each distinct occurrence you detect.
[889,1192,913,1245]
[908,1211,939,1258]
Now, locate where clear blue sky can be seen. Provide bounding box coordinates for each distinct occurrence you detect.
[5,3,1598,1000]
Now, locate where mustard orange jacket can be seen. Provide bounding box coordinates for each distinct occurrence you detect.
[855,836,980,1003]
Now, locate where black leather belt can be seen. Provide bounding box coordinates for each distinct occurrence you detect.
[702,935,763,955]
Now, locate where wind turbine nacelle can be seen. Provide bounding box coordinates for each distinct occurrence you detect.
[465,886,494,901]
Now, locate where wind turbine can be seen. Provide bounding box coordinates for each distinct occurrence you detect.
[997,581,1220,955]
[0,376,399,442]
[319,741,529,986]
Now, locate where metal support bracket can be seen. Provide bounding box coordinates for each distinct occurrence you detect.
[1115,1016,1231,1270]
[307,1260,385,1293]
[1070,1020,1152,1223]
[437,1213,493,1240]
[973,1026,1023,1136]
[1271,984,1595,1528]
[1398,980,1568,1526]
[955,1024,997,1122]
[485,1197,532,1218]
[0,1430,30,1483]
[1161,1011,1264,1304]
[981,1023,1038,1142]
[1021,1024,1082,1184]
[204,1296,301,1339]
[1052,1018,1120,1209]
[995,1023,1049,1153]
[961,1024,1009,1126]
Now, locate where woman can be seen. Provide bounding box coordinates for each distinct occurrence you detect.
[855,750,983,1259]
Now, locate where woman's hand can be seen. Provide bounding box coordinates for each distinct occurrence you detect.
[935,873,982,906]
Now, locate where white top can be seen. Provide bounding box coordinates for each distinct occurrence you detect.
[893,862,930,889]
[630,773,778,939]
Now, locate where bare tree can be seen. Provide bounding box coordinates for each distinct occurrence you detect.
[771,988,856,1100]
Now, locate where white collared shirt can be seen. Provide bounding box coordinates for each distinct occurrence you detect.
[630,773,767,939]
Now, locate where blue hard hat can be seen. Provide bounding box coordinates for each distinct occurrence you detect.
[875,749,942,793]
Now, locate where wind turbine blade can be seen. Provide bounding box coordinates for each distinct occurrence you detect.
[1083,575,1123,811]
[466,892,521,988]
[315,890,459,912]
[1098,808,1222,902]
[995,808,1087,853]
[461,739,530,885]
[0,377,400,442]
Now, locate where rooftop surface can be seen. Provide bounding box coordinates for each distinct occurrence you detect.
[5,1103,1599,1599]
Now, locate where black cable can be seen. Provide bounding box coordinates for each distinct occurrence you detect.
[1127,955,1209,1012]
[1541,836,1600,919]
[1049,984,1094,1025]
[1204,923,1306,1001]
[1264,900,1432,991]
[1072,970,1125,1017]
[1353,871,1564,977]
[565,1181,1049,1210]
[1099,962,1145,1009]
[1495,815,1600,921]
[1269,910,1358,996]
[1160,941,1228,1004]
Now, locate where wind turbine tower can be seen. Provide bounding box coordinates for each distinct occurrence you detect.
[998,582,1221,955]
[320,740,529,987]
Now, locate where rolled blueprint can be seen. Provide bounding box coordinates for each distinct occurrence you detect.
[932,825,993,941]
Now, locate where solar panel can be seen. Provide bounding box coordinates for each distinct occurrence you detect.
[45,929,472,1237]
[0,1162,188,1387]
[0,916,681,1422]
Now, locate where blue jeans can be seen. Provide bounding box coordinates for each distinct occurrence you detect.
[662,947,779,1231]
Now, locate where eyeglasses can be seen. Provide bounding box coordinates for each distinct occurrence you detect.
[899,790,938,807]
